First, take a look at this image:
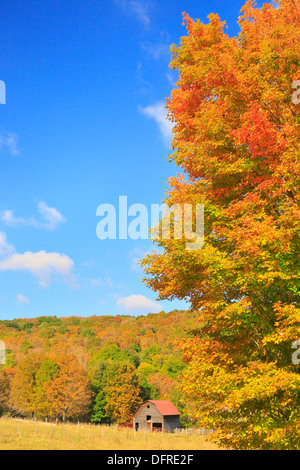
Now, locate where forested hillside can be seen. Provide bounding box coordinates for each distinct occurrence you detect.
[0,310,198,425]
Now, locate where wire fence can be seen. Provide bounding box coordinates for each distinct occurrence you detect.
[7,416,214,436]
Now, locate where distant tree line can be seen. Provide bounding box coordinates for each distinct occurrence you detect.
[0,311,195,425]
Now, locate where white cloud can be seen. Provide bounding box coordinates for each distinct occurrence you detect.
[0,202,65,231]
[16,294,30,305]
[0,131,19,156]
[0,232,75,287]
[36,202,65,230]
[139,101,174,145]
[0,232,14,257]
[0,210,26,227]
[117,294,163,314]
[112,0,151,26]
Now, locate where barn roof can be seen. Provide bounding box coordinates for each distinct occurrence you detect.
[133,400,180,416]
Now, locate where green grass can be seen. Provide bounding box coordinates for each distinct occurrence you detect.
[0,418,221,450]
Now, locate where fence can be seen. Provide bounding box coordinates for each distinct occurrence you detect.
[9,417,213,435]
[175,428,214,436]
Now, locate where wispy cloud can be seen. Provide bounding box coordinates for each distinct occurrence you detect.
[0,202,65,231]
[139,101,174,145]
[112,0,151,27]
[0,211,26,227]
[0,232,76,288]
[117,294,162,314]
[36,202,66,230]
[89,275,113,288]
[0,232,14,257]
[0,131,19,156]
[16,293,30,305]
[135,63,151,93]
[141,32,171,60]
[166,71,178,87]
[128,245,151,271]
[81,259,98,267]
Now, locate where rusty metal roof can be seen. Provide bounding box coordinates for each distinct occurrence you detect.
[133,400,180,416]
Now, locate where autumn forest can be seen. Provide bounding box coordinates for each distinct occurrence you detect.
[0,311,197,428]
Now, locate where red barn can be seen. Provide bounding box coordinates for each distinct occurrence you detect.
[133,400,180,433]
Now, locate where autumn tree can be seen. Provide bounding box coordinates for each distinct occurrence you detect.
[0,368,10,415]
[9,353,91,421]
[9,354,59,418]
[103,362,141,425]
[137,362,159,400]
[46,354,92,421]
[142,0,300,449]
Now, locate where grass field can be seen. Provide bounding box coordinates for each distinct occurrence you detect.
[0,418,221,450]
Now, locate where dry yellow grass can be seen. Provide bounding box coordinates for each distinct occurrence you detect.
[0,418,221,450]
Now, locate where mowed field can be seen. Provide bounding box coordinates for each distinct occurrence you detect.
[0,418,221,450]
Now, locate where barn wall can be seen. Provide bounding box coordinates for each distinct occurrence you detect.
[133,402,163,431]
[163,415,180,433]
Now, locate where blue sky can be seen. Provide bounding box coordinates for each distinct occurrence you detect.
[0,0,258,320]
